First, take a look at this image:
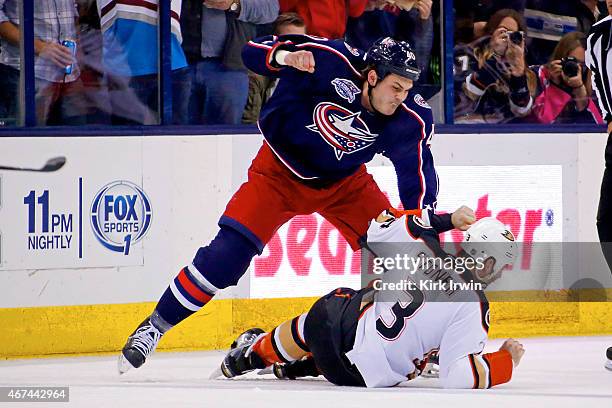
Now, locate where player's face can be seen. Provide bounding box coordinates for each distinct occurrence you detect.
[371,73,413,115]
[608,0,612,16]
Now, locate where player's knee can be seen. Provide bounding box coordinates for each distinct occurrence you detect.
[192,226,259,289]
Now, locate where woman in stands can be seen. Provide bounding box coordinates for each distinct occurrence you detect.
[530,31,604,124]
[454,9,537,124]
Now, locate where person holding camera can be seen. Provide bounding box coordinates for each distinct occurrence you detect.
[530,32,604,124]
[454,9,537,123]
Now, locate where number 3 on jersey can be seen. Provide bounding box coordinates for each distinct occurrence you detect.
[376,288,424,341]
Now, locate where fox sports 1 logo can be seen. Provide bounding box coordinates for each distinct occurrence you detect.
[91,181,152,255]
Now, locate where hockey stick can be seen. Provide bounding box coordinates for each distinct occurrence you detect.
[0,156,66,172]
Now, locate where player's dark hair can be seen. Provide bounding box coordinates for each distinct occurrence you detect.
[360,64,377,80]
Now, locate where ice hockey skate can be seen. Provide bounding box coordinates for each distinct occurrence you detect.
[118,317,164,374]
[211,328,265,379]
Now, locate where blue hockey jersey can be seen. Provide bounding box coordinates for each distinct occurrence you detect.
[242,34,438,212]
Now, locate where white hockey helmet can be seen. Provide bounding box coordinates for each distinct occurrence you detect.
[460,218,518,284]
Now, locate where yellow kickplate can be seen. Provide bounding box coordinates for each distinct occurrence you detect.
[1,298,610,359]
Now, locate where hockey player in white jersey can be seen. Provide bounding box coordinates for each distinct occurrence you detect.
[216,209,524,388]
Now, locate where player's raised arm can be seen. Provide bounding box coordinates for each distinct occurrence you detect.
[242,34,328,77]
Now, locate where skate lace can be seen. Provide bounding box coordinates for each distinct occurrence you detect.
[131,325,162,357]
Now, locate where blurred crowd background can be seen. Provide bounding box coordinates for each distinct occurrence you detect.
[0,0,608,127]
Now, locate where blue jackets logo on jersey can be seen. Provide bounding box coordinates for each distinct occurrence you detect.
[331,78,361,103]
[414,94,431,109]
[307,102,378,160]
[343,42,361,56]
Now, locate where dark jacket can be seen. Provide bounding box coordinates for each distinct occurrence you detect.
[180,1,257,70]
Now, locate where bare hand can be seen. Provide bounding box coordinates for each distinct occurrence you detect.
[284,50,315,73]
[548,60,563,84]
[451,205,476,231]
[562,63,584,89]
[505,41,525,76]
[36,40,73,68]
[203,0,232,10]
[500,338,525,367]
[365,0,388,11]
[415,0,432,20]
[490,27,509,57]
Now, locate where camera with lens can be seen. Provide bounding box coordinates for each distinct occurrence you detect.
[561,56,580,78]
[507,31,524,45]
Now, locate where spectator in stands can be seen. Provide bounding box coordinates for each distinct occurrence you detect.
[471,1,606,65]
[0,0,85,125]
[76,0,110,124]
[279,0,368,39]
[345,0,434,84]
[454,9,537,123]
[530,32,604,124]
[578,0,608,35]
[242,12,305,124]
[458,0,524,42]
[181,0,279,125]
[98,0,190,125]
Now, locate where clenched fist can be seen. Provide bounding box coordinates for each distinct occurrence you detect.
[451,205,476,231]
[284,50,316,73]
[500,338,525,367]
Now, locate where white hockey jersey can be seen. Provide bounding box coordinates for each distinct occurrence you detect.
[346,211,513,389]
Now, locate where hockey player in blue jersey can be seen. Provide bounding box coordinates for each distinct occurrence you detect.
[118,35,476,373]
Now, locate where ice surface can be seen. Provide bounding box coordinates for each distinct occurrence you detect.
[1,336,611,408]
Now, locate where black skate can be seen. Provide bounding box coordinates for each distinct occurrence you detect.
[606,347,612,372]
[118,317,163,374]
[271,358,320,380]
[216,328,266,379]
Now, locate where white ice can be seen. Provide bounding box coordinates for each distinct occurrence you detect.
[1,336,611,408]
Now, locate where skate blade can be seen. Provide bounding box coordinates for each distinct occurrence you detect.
[118,354,135,375]
[256,367,273,376]
[209,367,224,380]
[606,360,612,372]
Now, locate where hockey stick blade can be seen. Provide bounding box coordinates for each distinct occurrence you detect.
[0,156,66,173]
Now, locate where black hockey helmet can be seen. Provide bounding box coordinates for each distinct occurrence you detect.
[365,37,420,82]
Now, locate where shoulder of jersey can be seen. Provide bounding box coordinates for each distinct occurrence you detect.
[593,15,612,29]
[404,93,432,113]
[291,37,366,74]
[395,94,433,131]
[335,40,367,66]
